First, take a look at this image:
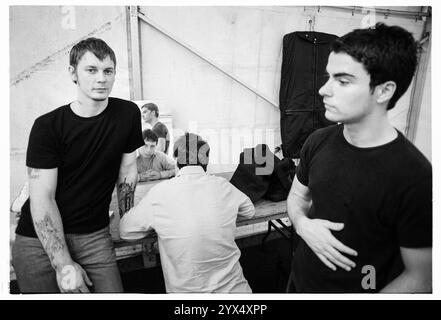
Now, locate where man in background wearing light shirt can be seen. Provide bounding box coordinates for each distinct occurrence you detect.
[120,133,255,293]
[137,129,176,182]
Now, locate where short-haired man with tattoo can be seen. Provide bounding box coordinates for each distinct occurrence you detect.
[287,24,432,293]
[12,38,144,293]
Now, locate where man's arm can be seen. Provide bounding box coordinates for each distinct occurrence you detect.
[381,247,432,293]
[28,167,92,293]
[119,191,154,241]
[138,171,150,182]
[287,176,358,271]
[159,154,177,179]
[237,196,255,219]
[156,138,166,153]
[117,151,138,218]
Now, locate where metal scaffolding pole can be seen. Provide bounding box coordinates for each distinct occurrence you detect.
[127,6,143,100]
[137,9,279,109]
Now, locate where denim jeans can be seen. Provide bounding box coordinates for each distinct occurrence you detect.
[12,226,123,293]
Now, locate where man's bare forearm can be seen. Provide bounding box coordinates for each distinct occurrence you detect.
[117,175,137,218]
[117,153,139,218]
[287,189,312,229]
[157,138,166,153]
[29,169,72,270]
[160,169,176,179]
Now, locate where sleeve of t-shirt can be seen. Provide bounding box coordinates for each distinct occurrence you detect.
[119,191,155,240]
[227,180,255,219]
[395,175,432,248]
[26,117,60,169]
[295,135,313,187]
[125,104,144,153]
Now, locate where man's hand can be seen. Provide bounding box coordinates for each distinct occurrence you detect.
[139,172,150,182]
[56,261,93,293]
[295,216,358,271]
[147,170,161,180]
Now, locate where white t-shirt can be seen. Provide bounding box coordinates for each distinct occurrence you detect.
[120,166,255,293]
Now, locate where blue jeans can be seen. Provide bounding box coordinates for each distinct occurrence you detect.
[12,226,123,293]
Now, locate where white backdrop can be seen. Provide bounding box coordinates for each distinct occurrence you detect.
[10,6,431,203]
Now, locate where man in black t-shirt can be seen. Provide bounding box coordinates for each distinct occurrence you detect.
[11,38,144,293]
[141,102,170,154]
[287,23,432,293]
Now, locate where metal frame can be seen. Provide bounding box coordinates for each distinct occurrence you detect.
[126,6,143,100]
[405,16,431,142]
[321,6,431,20]
[126,5,431,129]
[130,7,279,109]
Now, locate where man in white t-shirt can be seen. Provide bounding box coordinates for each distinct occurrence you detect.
[120,133,255,293]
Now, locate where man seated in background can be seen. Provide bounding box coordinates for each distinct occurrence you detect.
[141,102,170,154]
[137,129,176,182]
[120,133,255,293]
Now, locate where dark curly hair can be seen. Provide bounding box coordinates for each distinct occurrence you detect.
[331,23,417,110]
[142,129,158,144]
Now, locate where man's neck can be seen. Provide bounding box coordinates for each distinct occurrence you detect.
[70,95,108,118]
[343,112,397,148]
[140,151,156,159]
[149,118,159,127]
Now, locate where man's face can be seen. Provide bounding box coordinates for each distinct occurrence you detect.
[319,52,376,124]
[141,108,154,123]
[142,140,157,157]
[71,51,115,102]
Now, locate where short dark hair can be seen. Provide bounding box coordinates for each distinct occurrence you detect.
[141,103,159,118]
[142,129,158,144]
[69,37,116,70]
[173,133,210,171]
[331,23,417,110]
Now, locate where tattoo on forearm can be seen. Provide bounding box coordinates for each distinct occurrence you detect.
[28,168,40,180]
[34,214,65,264]
[118,178,136,218]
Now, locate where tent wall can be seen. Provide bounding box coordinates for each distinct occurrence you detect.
[10,6,431,205]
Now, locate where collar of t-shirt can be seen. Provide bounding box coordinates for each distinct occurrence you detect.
[177,166,205,176]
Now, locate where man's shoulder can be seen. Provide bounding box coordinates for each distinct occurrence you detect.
[33,104,70,127]
[153,121,168,131]
[206,174,235,189]
[302,124,340,151]
[147,177,174,195]
[154,150,171,160]
[109,97,140,113]
[309,125,340,141]
[34,105,69,129]
[394,133,432,178]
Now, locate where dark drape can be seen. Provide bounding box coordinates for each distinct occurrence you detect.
[279,31,338,158]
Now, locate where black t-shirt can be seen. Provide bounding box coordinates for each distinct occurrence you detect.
[293,124,432,293]
[16,97,144,237]
[152,121,170,154]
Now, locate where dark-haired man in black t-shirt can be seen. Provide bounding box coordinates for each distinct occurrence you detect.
[141,102,170,154]
[287,23,432,293]
[11,38,144,293]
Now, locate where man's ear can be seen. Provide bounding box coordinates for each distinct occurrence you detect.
[68,66,78,85]
[375,81,397,105]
